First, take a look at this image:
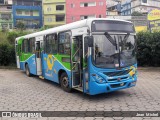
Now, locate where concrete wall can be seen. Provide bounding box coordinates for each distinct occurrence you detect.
[66,0,106,23]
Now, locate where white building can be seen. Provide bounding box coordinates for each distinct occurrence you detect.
[131,0,160,14]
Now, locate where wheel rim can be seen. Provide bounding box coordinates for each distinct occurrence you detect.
[62,76,69,88]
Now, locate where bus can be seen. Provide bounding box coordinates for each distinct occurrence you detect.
[15,18,137,95]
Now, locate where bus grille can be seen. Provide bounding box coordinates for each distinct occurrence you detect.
[110,83,126,88]
[108,77,128,82]
[104,69,132,77]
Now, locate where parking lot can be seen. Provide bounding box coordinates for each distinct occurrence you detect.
[0,68,160,120]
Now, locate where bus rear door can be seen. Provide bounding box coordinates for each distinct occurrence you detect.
[35,36,43,75]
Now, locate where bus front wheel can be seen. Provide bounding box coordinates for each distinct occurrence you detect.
[25,64,31,77]
[60,72,71,92]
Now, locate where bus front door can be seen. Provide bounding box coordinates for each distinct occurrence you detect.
[71,36,83,91]
[35,37,43,76]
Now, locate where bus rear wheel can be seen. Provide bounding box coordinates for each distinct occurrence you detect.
[25,64,31,77]
[60,72,71,92]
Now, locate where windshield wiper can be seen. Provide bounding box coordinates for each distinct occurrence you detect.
[123,33,130,44]
[104,32,116,46]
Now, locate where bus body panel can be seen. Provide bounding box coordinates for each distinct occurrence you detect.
[88,56,137,95]
[42,54,71,86]
[20,54,37,75]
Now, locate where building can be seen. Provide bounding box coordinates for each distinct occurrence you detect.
[12,0,42,29]
[66,0,106,24]
[131,0,160,14]
[43,0,66,27]
[0,0,13,30]
[106,0,122,16]
[121,0,131,15]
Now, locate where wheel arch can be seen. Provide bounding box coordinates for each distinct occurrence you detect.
[58,69,68,84]
[25,62,28,70]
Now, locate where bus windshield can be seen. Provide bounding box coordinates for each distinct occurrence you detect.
[92,34,137,68]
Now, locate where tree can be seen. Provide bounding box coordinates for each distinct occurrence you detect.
[131,11,144,16]
[16,21,25,32]
[7,31,18,45]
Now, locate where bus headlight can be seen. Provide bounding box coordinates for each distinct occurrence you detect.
[92,74,106,84]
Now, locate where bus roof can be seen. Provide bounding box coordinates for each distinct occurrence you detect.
[15,18,132,41]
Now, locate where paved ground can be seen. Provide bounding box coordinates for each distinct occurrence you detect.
[0,68,160,120]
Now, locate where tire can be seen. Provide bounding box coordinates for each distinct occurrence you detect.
[60,72,72,92]
[25,64,31,77]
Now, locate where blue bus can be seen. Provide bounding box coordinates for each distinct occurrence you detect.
[15,18,137,95]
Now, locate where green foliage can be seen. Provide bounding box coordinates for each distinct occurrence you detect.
[6,31,29,45]
[137,31,160,66]
[0,31,30,66]
[16,21,25,31]
[0,32,7,44]
[7,31,18,45]
[0,43,15,66]
[131,11,144,16]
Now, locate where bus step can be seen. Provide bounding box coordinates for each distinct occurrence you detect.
[73,87,83,92]
[39,76,44,79]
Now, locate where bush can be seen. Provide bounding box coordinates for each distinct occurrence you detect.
[0,31,31,66]
[137,31,160,66]
[0,43,15,66]
[7,31,19,45]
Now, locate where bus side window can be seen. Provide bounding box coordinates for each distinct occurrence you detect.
[58,32,71,55]
[44,36,46,54]
[45,34,57,54]
[22,39,30,53]
[28,38,35,53]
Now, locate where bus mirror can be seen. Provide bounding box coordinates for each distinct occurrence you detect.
[85,36,93,47]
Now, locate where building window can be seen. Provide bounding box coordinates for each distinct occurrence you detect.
[0,0,4,4]
[45,34,57,54]
[1,14,11,20]
[23,1,33,6]
[84,16,88,19]
[34,1,41,6]
[99,2,104,6]
[141,0,147,4]
[58,32,71,55]
[84,3,88,7]
[71,3,75,8]
[1,24,8,29]
[47,7,51,12]
[56,5,64,11]
[16,10,22,15]
[17,1,22,5]
[9,24,12,29]
[7,6,12,9]
[81,15,95,20]
[25,11,30,15]
[80,2,96,7]
[30,10,33,16]
[47,18,52,22]
[99,15,102,18]
[56,15,65,22]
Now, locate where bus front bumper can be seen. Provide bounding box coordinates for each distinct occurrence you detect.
[88,79,137,95]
